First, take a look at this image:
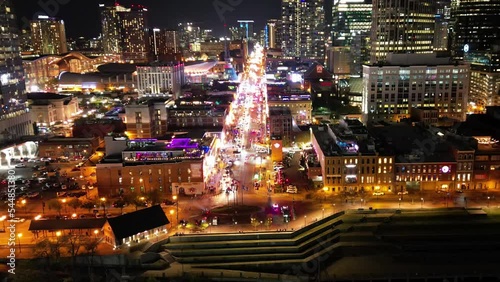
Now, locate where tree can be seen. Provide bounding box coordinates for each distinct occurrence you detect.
[47,199,62,216]
[68,198,81,213]
[81,201,95,214]
[146,189,162,206]
[113,199,126,214]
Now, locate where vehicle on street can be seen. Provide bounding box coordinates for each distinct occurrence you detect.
[373,191,385,196]
[281,206,290,223]
[14,163,26,168]
[397,191,409,195]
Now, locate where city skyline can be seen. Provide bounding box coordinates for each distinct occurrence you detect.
[13,0,282,38]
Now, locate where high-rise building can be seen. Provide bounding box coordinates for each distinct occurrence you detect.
[370,0,436,64]
[362,53,470,122]
[450,0,500,107]
[201,29,213,41]
[266,19,282,49]
[332,0,372,75]
[237,20,254,39]
[282,0,299,56]
[434,0,451,52]
[281,0,326,59]
[99,3,148,62]
[148,28,180,60]
[30,15,68,55]
[0,0,32,140]
[178,22,201,51]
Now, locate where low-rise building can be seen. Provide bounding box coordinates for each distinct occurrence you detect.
[27,92,79,126]
[310,124,387,193]
[105,205,169,247]
[97,134,217,197]
[38,137,100,159]
[267,91,312,125]
[123,98,169,139]
[268,106,293,146]
[167,104,226,130]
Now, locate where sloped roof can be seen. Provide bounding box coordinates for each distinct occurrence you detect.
[303,63,333,80]
[107,205,169,241]
[29,218,107,231]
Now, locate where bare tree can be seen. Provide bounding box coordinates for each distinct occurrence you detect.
[47,199,63,216]
[68,198,81,213]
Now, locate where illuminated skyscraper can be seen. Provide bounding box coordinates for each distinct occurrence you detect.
[148,28,180,60]
[30,15,68,55]
[266,19,282,49]
[332,0,372,75]
[99,3,148,62]
[281,0,325,59]
[450,0,500,106]
[177,22,201,51]
[0,0,32,139]
[238,20,254,39]
[370,0,436,63]
[433,0,451,52]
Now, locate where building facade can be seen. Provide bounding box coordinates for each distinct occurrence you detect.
[370,0,436,63]
[362,53,470,122]
[28,93,79,126]
[267,92,312,125]
[167,105,226,130]
[30,15,68,55]
[147,28,180,60]
[269,106,293,146]
[136,63,184,97]
[281,0,325,59]
[99,3,148,62]
[0,0,32,141]
[331,0,372,75]
[123,98,168,139]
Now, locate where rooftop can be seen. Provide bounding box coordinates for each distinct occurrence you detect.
[269,106,292,116]
[107,205,169,241]
[29,218,106,231]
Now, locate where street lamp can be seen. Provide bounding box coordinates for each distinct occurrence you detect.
[56,231,61,237]
[60,198,68,214]
[421,198,424,209]
[0,215,6,231]
[93,229,99,238]
[17,233,22,253]
[169,210,174,228]
[100,197,106,216]
[173,195,179,227]
[322,208,325,219]
[399,198,401,209]
[21,199,27,214]
[488,196,491,207]
[304,215,307,227]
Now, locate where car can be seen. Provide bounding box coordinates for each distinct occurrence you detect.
[286,186,298,194]
[456,190,464,193]
[9,218,25,223]
[14,163,26,168]
[397,191,409,195]
[81,185,86,190]
[61,185,67,190]
[163,199,175,205]
[373,191,385,196]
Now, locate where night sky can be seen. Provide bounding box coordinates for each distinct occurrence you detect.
[13,0,281,38]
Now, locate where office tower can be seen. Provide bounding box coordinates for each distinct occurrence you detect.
[332,0,372,75]
[201,29,213,41]
[370,0,436,64]
[99,3,148,62]
[281,0,326,59]
[0,0,32,140]
[433,0,451,52]
[20,29,33,53]
[362,53,469,122]
[148,28,180,59]
[30,15,68,55]
[266,19,282,49]
[450,0,500,107]
[178,22,201,51]
[237,20,254,39]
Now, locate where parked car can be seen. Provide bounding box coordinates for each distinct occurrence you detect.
[14,163,26,168]
[373,191,385,196]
